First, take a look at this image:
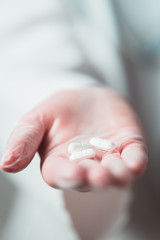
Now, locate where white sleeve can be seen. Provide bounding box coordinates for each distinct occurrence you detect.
[0,0,102,106]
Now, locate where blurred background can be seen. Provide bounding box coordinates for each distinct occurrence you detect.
[0,0,160,239]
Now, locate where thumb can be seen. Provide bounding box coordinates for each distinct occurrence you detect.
[0,113,46,173]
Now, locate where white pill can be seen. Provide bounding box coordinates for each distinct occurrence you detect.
[68,141,91,153]
[69,148,96,161]
[90,137,115,150]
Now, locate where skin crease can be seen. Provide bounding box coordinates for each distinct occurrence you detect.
[0,87,148,191]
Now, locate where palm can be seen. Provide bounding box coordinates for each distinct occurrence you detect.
[39,88,147,190]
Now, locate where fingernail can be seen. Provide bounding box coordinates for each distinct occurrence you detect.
[0,154,6,168]
[0,152,10,169]
[58,179,81,189]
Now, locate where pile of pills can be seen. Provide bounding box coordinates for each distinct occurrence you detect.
[68,137,115,161]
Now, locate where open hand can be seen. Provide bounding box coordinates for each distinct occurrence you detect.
[0,87,148,191]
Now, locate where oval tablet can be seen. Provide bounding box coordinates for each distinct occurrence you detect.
[68,141,91,154]
[90,137,115,151]
[69,148,96,161]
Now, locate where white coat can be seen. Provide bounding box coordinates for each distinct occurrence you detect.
[0,1,160,240]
